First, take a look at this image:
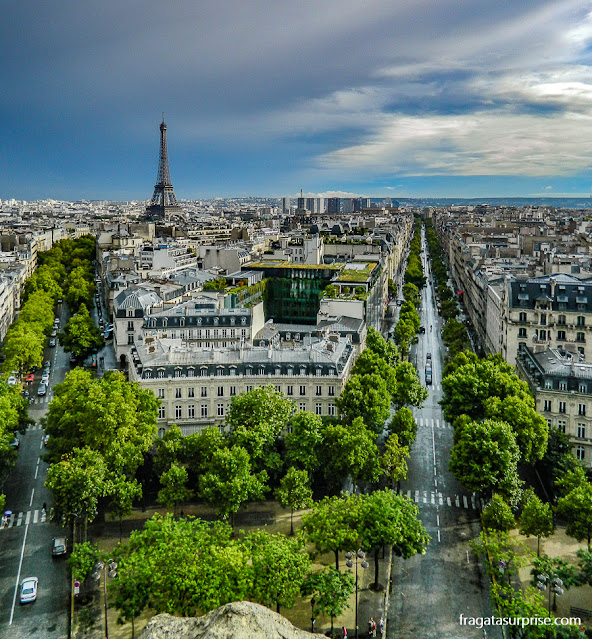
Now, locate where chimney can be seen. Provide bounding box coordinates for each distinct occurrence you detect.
[550,277,556,298]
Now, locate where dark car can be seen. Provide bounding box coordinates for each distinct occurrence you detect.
[419,326,425,334]
[52,537,67,557]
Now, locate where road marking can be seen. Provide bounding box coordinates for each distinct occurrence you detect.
[16,512,23,527]
[447,497,451,507]
[29,488,34,507]
[436,515,440,526]
[467,550,470,564]
[25,511,31,525]
[423,491,427,504]
[463,496,469,509]
[471,494,476,510]
[439,493,443,506]
[431,492,435,505]
[407,490,411,500]
[33,510,38,524]
[437,529,441,542]
[35,459,40,479]
[414,490,419,503]
[9,519,30,625]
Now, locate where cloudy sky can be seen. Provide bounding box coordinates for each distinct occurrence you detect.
[3,0,592,200]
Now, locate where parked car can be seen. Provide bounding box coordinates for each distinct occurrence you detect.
[41,372,50,385]
[9,435,20,450]
[48,338,57,347]
[52,537,67,557]
[43,360,51,369]
[7,375,17,386]
[44,434,50,446]
[426,352,432,360]
[26,373,35,383]
[419,326,425,334]
[20,577,38,604]
[50,329,57,338]
[37,383,47,396]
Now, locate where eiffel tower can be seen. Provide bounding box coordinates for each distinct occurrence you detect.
[145,115,183,220]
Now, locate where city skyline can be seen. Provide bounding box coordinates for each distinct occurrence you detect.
[3,1,592,201]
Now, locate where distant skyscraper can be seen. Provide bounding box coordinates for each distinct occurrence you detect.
[145,116,182,220]
[297,196,306,210]
[327,197,341,214]
[282,197,291,215]
[342,198,354,213]
[305,197,317,214]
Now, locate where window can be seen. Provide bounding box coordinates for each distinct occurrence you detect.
[157,370,165,379]
[246,385,253,392]
[158,388,165,399]
[579,403,586,416]
[300,385,306,396]
[540,314,546,326]
[175,388,182,399]
[316,368,322,377]
[579,383,588,393]
[559,401,566,413]
[577,423,586,439]
[158,406,165,419]
[201,387,207,398]
[544,400,552,412]
[188,405,195,419]
[316,385,322,396]
[518,328,527,338]
[519,312,527,323]
[557,419,566,433]
[539,329,547,341]
[577,332,586,342]
[328,386,335,397]
[275,385,281,392]
[558,315,566,325]
[201,368,208,377]
[175,405,182,420]
[559,381,567,391]
[576,446,585,461]
[200,404,208,418]
[188,387,195,398]
[174,369,182,378]
[299,402,306,412]
[127,333,134,345]
[127,320,134,331]
[217,386,224,397]
[187,369,195,378]
[315,403,322,415]
[230,386,237,396]
[328,403,336,416]
[287,367,293,376]
[217,404,224,417]
[287,385,294,396]
[557,330,566,341]
[577,316,586,326]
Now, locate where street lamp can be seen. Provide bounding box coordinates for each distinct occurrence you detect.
[92,559,118,639]
[310,597,316,634]
[346,549,368,639]
[536,573,563,612]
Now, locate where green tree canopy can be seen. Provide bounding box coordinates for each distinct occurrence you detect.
[519,490,554,556]
[481,494,515,532]
[365,326,399,366]
[157,462,194,517]
[44,369,159,476]
[302,568,354,636]
[336,374,391,434]
[392,361,428,411]
[59,303,104,358]
[387,407,418,447]
[556,482,592,550]
[382,433,409,492]
[284,411,323,477]
[275,467,313,536]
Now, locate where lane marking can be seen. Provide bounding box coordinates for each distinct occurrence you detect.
[29,488,34,507]
[9,521,30,625]
[34,459,40,480]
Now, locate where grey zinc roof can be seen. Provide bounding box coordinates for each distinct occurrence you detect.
[114,287,162,311]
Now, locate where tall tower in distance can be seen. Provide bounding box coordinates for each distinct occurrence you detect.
[145,115,183,220]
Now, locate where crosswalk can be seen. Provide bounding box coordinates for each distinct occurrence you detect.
[1,509,48,530]
[28,423,45,431]
[29,395,52,405]
[416,417,452,430]
[404,489,483,511]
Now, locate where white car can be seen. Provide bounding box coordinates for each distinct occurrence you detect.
[41,373,50,385]
[20,577,38,604]
[7,375,17,386]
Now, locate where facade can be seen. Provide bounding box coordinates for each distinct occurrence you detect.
[128,334,355,435]
[516,347,592,467]
[501,274,592,366]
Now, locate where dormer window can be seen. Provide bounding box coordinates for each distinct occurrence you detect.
[241,317,247,325]
[162,319,167,328]
[180,318,185,327]
[230,317,235,326]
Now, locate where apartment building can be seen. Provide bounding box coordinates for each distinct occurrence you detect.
[516,347,592,468]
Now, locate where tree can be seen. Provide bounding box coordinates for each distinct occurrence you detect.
[555,466,588,497]
[481,494,515,532]
[18,290,55,333]
[337,374,391,434]
[449,419,522,503]
[157,462,194,517]
[387,407,418,447]
[227,387,293,472]
[67,541,99,582]
[576,548,592,586]
[153,424,185,475]
[275,467,313,536]
[485,395,548,463]
[393,319,416,355]
[183,426,226,481]
[109,477,142,541]
[44,369,159,477]
[112,557,151,639]
[284,412,323,477]
[556,482,592,550]
[319,417,382,491]
[357,490,430,589]
[245,530,310,614]
[59,303,104,358]
[302,494,361,569]
[531,555,579,611]
[351,349,397,397]
[402,282,420,307]
[2,322,45,377]
[200,445,268,527]
[382,433,409,492]
[302,568,354,636]
[519,490,554,556]
[45,447,108,542]
[365,326,399,366]
[392,361,428,411]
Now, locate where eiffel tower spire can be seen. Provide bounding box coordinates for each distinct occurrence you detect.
[145,115,182,220]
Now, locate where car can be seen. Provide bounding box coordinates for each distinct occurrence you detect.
[52,537,67,557]
[37,383,47,396]
[44,433,50,446]
[419,326,426,334]
[26,373,35,383]
[7,375,17,386]
[49,338,56,347]
[426,352,432,360]
[20,577,38,604]
[41,372,50,384]
[50,329,57,338]
[54,317,60,326]
[9,435,20,450]
[22,389,29,399]
[44,360,51,369]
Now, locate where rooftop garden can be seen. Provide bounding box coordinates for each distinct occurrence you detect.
[335,262,377,283]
